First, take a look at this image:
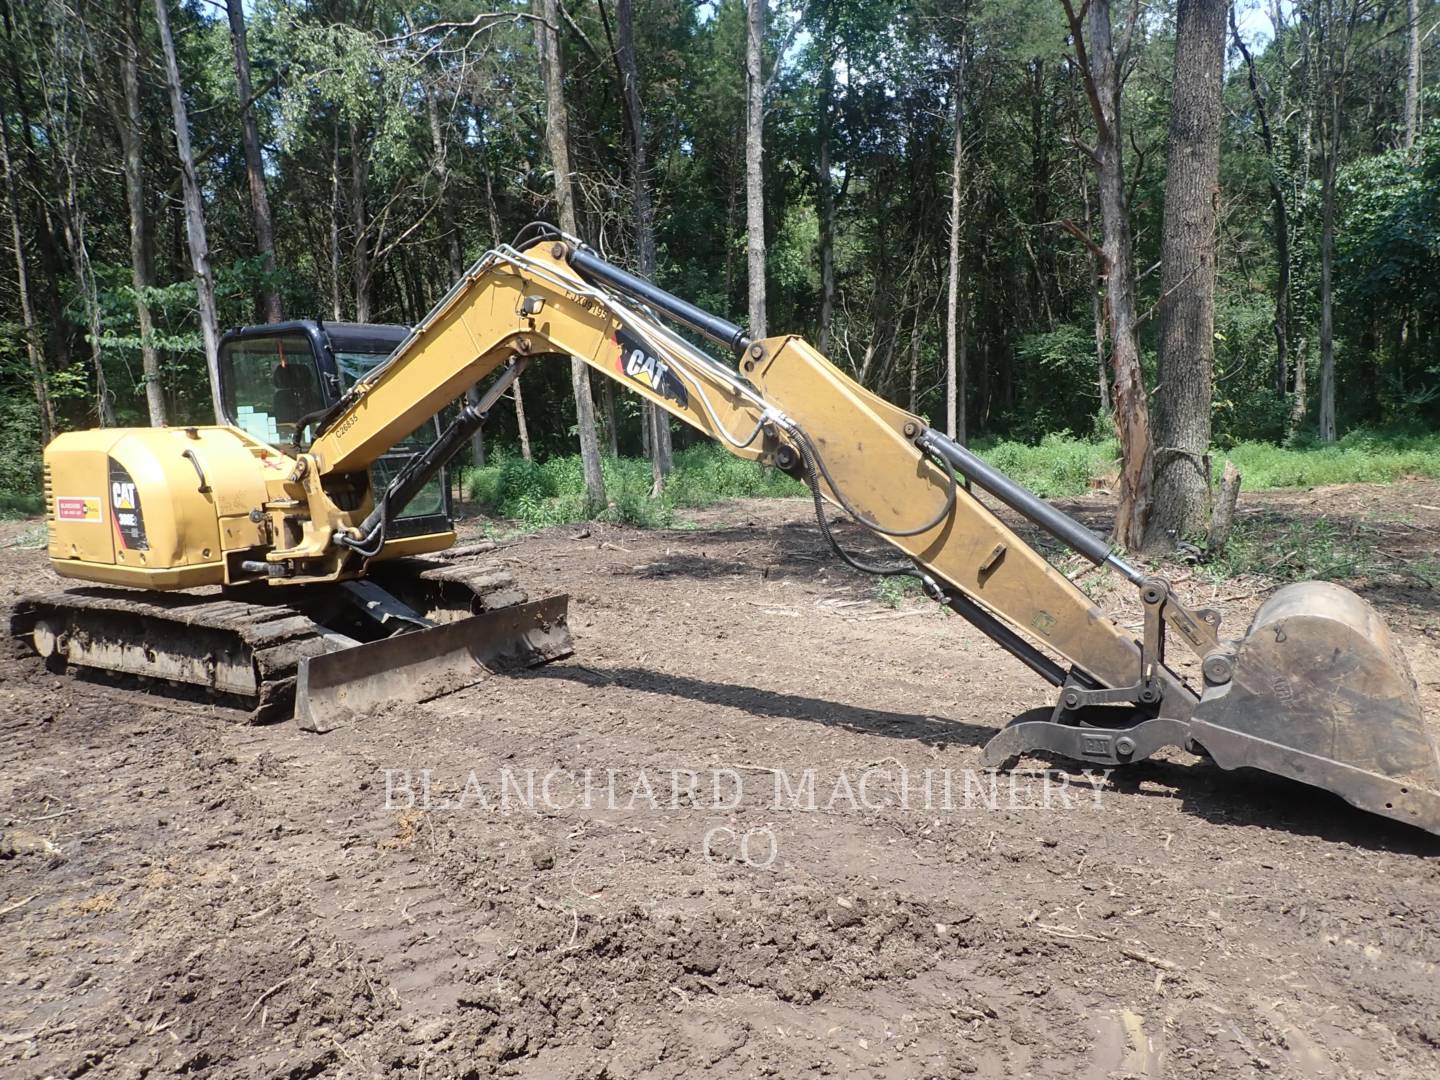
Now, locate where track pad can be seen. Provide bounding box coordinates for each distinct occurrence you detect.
[295,595,572,733]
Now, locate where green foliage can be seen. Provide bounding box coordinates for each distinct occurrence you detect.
[1225,430,1440,488]
[0,395,42,502]
[462,445,805,529]
[873,574,923,608]
[975,433,1118,498]
[971,429,1440,500]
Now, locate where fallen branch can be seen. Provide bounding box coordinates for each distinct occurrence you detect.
[0,895,36,917]
[1120,945,1179,971]
[242,978,292,1023]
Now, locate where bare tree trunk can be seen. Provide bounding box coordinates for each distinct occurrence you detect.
[614,0,672,492]
[944,60,966,443]
[349,120,372,322]
[329,122,342,321]
[1064,0,1152,549]
[1079,162,1111,416]
[815,0,837,354]
[1231,7,1291,401]
[225,0,281,322]
[155,0,222,417]
[514,375,533,461]
[1,0,72,375]
[1146,0,1226,552]
[1207,459,1242,550]
[1404,0,1421,150]
[477,121,526,455]
[424,77,485,469]
[0,92,52,442]
[1318,141,1338,443]
[744,0,767,337]
[536,0,607,510]
[907,297,924,413]
[1315,0,1361,444]
[115,0,165,426]
[46,25,114,428]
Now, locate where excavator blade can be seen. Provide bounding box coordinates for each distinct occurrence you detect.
[295,595,572,733]
[1190,581,1440,834]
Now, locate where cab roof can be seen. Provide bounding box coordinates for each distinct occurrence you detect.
[220,319,410,358]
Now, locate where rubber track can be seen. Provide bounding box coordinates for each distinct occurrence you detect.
[9,552,531,724]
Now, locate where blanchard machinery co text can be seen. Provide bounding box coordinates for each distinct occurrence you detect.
[382,765,1115,814]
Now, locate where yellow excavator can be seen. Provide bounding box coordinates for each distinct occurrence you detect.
[14,224,1439,835]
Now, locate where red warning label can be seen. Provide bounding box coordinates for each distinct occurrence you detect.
[56,496,102,522]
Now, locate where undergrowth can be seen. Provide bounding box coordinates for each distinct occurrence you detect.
[459,429,1440,531]
[462,445,805,528]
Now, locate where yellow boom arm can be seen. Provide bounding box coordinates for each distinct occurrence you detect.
[280,236,1186,708]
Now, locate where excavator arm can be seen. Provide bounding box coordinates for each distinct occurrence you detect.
[284,236,1169,703]
[280,229,1438,834]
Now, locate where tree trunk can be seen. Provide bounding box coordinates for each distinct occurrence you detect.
[349,120,372,322]
[477,121,522,458]
[226,0,281,322]
[1315,0,1359,445]
[613,0,671,491]
[0,90,52,442]
[536,0,607,511]
[1067,0,1152,549]
[49,45,113,427]
[1080,163,1111,416]
[155,0,222,418]
[329,122,342,321]
[744,0,767,337]
[1,0,72,375]
[117,0,165,426]
[815,0,837,354]
[1318,144,1337,443]
[1404,0,1421,150]
[424,77,485,469]
[1145,0,1226,552]
[514,375,533,461]
[1230,7,1291,401]
[1207,459,1242,551]
[944,60,966,443]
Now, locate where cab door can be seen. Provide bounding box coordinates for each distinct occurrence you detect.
[216,324,453,539]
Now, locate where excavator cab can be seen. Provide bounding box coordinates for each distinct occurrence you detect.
[216,320,451,541]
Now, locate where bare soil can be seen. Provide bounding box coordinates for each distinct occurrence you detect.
[2,482,1439,1079]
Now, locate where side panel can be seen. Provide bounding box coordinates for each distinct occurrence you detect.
[45,426,277,590]
[47,432,114,566]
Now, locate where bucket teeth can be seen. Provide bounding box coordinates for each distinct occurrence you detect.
[1192,581,1440,834]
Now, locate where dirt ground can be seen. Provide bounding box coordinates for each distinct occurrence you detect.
[2,481,1439,1079]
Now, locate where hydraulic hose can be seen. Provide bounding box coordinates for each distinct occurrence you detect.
[787,425,958,579]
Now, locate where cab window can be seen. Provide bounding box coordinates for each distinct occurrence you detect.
[220,334,325,451]
[334,349,444,518]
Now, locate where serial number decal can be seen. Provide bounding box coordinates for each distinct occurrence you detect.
[56,496,102,523]
[615,329,689,410]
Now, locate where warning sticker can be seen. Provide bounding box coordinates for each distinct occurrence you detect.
[56,496,102,523]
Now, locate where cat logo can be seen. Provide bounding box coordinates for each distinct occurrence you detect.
[615,329,689,410]
[107,459,149,551]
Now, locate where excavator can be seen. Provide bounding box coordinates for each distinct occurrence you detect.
[13,223,1440,836]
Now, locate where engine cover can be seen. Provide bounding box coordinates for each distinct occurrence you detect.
[45,426,276,589]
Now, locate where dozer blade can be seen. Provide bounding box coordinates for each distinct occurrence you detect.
[295,595,572,733]
[1191,581,1440,834]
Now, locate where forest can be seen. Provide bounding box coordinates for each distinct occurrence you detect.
[0,0,1437,552]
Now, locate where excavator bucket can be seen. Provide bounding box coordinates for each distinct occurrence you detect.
[1190,581,1440,833]
[295,596,572,733]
